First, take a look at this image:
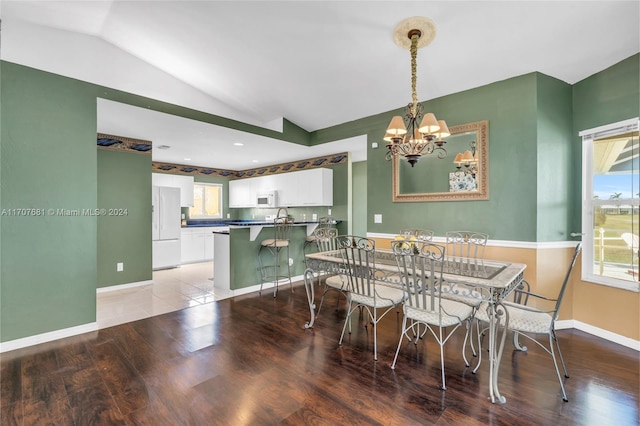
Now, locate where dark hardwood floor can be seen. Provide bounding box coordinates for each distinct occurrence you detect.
[1,281,638,425]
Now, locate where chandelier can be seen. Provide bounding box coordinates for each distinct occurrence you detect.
[384,17,449,167]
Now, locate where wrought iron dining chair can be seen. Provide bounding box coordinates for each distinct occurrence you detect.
[257,216,293,297]
[473,243,582,401]
[313,227,349,316]
[440,231,490,365]
[304,216,335,266]
[338,236,406,361]
[391,240,474,390]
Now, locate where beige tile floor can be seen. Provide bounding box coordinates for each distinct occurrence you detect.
[97,262,234,329]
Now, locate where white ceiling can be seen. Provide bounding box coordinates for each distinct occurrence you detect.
[2,1,638,170]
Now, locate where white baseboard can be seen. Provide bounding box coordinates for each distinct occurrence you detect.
[0,322,98,353]
[97,280,153,294]
[218,274,306,299]
[556,319,639,351]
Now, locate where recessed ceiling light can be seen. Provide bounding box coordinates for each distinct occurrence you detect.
[184,158,191,161]
[157,145,171,150]
[233,142,244,146]
[252,160,259,163]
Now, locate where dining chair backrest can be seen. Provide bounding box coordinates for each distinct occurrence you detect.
[552,243,582,322]
[314,227,339,252]
[336,236,376,297]
[400,229,434,242]
[392,240,446,314]
[445,231,488,273]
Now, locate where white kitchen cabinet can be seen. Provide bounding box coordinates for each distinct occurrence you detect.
[228,168,333,208]
[152,173,194,207]
[204,232,214,259]
[229,179,254,207]
[180,227,216,263]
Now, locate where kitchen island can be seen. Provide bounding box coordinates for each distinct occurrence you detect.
[212,221,329,297]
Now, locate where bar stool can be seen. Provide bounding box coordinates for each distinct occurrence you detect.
[258,217,293,297]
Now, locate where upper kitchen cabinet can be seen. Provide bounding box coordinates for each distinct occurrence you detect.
[229,168,333,208]
[229,178,253,208]
[152,173,194,207]
[274,168,333,207]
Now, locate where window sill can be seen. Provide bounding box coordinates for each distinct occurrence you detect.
[582,273,639,293]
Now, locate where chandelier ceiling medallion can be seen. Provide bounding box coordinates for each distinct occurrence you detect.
[384,17,449,167]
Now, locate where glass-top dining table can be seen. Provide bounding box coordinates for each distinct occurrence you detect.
[304,248,527,404]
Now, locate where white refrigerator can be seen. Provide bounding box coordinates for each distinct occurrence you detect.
[152,185,181,269]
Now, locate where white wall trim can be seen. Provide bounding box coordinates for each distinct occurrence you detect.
[0,322,98,353]
[555,319,639,351]
[97,280,153,294]
[366,233,578,250]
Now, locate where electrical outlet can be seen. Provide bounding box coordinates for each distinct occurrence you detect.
[288,258,294,266]
[227,213,230,218]
[328,208,332,215]
[116,262,124,272]
[374,214,382,224]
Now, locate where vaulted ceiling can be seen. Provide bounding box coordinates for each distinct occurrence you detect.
[2,1,638,170]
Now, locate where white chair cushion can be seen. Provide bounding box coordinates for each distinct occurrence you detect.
[475,301,552,334]
[405,299,473,327]
[325,274,348,290]
[306,235,317,242]
[261,239,289,247]
[350,283,405,308]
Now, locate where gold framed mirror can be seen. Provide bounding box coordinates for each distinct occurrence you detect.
[392,120,489,202]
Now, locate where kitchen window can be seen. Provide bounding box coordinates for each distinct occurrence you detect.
[580,118,639,292]
[189,183,223,219]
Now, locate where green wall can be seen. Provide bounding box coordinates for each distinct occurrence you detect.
[314,73,540,240]
[1,62,98,341]
[97,150,152,288]
[535,74,574,241]
[572,54,640,232]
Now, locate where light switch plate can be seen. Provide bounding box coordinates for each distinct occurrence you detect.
[374,214,382,224]
[116,262,124,272]
[371,142,378,149]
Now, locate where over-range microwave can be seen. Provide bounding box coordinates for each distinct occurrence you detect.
[256,191,278,207]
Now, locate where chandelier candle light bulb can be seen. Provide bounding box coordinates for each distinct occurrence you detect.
[384,17,449,167]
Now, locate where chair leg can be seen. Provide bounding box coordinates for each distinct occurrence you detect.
[372,309,378,361]
[272,247,279,298]
[552,330,569,378]
[439,326,447,390]
[462,318,472,367]
[339,301,355,345]
[286,245,293,293]
[548,333,569,402]
[391,315,408,370]
[258,246,266,294]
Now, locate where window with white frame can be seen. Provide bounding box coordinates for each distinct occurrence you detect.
[580,118,639,292]
[189,183,223,219]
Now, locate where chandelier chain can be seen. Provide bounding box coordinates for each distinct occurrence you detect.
[410,34,419,118]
